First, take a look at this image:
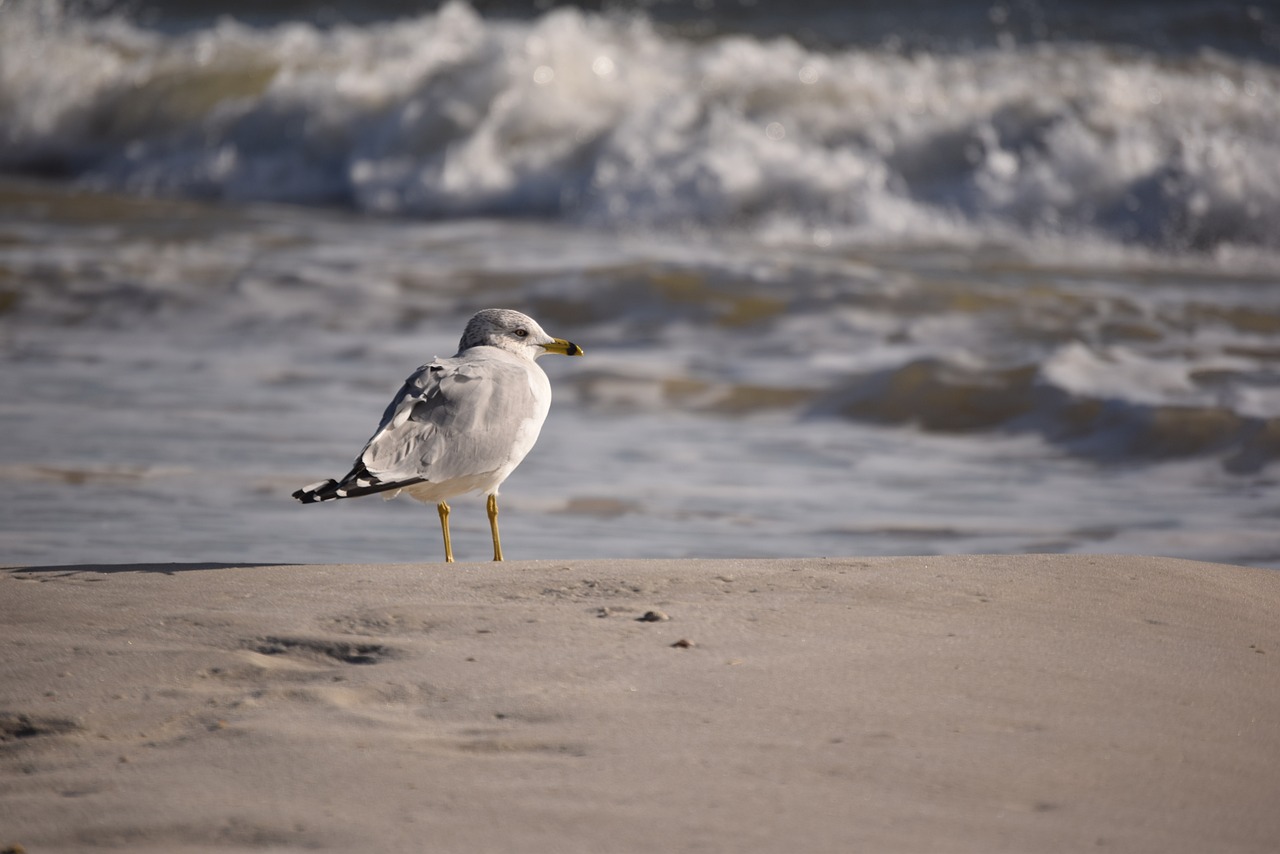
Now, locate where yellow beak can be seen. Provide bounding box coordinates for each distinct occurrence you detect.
[543,337,584,357]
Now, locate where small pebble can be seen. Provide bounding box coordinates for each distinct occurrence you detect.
[637,610,670,622]
[671,639,695,649]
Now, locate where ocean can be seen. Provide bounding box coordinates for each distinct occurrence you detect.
[2,0,1278,567]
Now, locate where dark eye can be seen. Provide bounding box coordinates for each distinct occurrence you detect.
[513,328,529,338]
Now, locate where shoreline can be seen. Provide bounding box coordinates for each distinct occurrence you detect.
[4,554,1279,853]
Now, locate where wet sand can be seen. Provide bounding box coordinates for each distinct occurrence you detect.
[3,555,1278,853]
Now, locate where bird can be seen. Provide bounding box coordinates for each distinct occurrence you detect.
[292,308,584,562]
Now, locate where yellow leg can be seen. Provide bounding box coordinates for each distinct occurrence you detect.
[487,493,504,562]
[437,501,454,563]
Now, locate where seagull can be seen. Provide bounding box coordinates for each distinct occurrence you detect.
[293,308,584,562]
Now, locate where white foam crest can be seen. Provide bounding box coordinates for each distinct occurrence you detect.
[2,1,1279,258]
[1042,342,1196,406]
[1040,340,1280,418]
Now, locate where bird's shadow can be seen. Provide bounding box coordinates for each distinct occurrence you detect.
[6,562,289,577]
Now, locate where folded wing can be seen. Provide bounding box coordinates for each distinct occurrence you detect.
[293,349,544,503]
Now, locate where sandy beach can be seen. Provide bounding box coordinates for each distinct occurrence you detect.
[2,554,1277,853]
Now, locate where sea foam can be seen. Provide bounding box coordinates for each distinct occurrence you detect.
[2,1,1278,258]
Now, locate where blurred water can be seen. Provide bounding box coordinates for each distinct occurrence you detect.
[4,1,1279,252]
[1,1,1278,567]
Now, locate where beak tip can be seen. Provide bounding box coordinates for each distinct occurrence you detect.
[547,337,584,356]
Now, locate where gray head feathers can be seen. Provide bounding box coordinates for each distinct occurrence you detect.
[457,309,582,359]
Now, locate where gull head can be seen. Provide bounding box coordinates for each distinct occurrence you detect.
[458,308,584,360]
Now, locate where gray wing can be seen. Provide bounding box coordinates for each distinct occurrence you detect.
[292,349,544,504]
[357,350,542,486]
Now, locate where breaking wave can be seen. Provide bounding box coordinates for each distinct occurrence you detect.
[2,0,1279,257]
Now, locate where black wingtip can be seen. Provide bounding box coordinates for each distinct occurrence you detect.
[293,479,340,503]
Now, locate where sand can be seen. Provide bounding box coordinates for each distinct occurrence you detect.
[2,554,1278,853]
